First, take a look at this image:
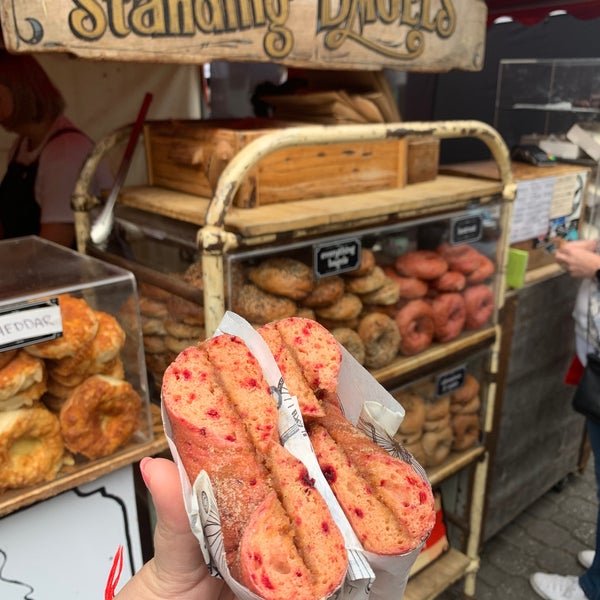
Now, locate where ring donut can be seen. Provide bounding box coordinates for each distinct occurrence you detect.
[383,267,428,299]
[452,374,480,404]
[465,254,495,284]
[395,250,448,281]
[451,413,480,451]
[315,293,363,321]
[436,243,480,272]
[331,327,366,365]
[393,392,426,434]
[59,374,142,460]
[360,277,401,306]
[0,406,64,491]
[423,412,451,432]
[345,266,387,295]
[232,283,297,325]
[394,429,422,446]
[346,248,376,277]
[248,257,314,301]
[463,285,494,330]
[357,312,401,369]
[301,275,345,308]
[402,440,427,466]
[394,299,435,356]
[451,395,481,415]
[430,270,466,293]
[421,426,453,467]
[431,292,467,343]
[424,394,451,421]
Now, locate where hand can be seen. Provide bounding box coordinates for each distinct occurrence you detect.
[113,457,236,600]
[555,239,600,279]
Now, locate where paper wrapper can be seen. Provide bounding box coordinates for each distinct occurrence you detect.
[162,311,433,600]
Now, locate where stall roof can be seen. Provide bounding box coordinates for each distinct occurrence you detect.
[486,0,600,25]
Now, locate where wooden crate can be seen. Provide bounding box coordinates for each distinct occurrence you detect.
[144,119,407,208]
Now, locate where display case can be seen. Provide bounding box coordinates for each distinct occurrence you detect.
[73,120,514,599]
[0,236,162,516]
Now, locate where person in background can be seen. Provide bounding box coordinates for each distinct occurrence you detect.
[112,457,235,600]
[0,50,111,247]
[530,237,600,600]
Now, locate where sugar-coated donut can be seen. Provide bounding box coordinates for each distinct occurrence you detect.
[345,266,387,295]
[383,267,429,299]
[395,250,448,280]
[232,283,297,325]
[357,312,401,369]
[59,374,142,459]
[331,327,366,365]
[431,292,467,343]
[421,426,453,467]
[394,392,426,435]
[248,257,314,300]
[452,413,480,451]
[463,285,495,330]
[346,247,376,276]
[301,275,345,308]
[394,299,435,356]
[431,270,467,293]
[315,292,363,321]
[0,406,64,491]
[452,373,481,404]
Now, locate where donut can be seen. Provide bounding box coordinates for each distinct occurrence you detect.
[295,307,316,320]
[424,394,451,421]
[423,412,451,432]
[0,406,65,491]
[452,413,480,451]
[331,327,366,365]
[317,316,360,331]
[451,395,481,415]
[345,266,387,295]
[357,312,401,369]
[143,334,168,355]
[465,254,495,284]
[25,295,99,360]
[0,350,45,402]
[346,247,376,276]
[421,426,453,467]
[435,243,480,271]
[247,257,314,300]
[431,292,467,343]
[395,250,448,280]
[59,374,142,459]
[402,440,427,466]
[0,350,17,370]
[138,282,173,302]
[300,275,345,308]
[383,267,429,299]
[314,292,363,321]
[430,270,466,293]
[231,283,297,325]
[0,377,47,411]
[394,299,435,356]
[138,295,169,319]
[393,429,422,446]
[463,284,495,330]
[166,294,205,325]
[393,392,426,435]
[360,276,401,306]
[164,319,206,341]
[182,259,204,289]
[452,373,481,404]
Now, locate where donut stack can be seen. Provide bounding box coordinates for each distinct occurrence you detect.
[392,375,482,469]
[0,294,144,492]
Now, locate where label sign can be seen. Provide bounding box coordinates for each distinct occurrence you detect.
[450,215,482,245]
[314,238,361,278]
[0,1,488,72]
[0,299,63,351]
[435,364,466,397]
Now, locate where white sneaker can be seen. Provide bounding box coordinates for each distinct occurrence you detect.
[530,573,587,600]
[578,550,595,569]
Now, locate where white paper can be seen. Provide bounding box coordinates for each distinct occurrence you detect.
[510,177,556,243]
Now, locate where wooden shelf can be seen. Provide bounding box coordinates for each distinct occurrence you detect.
[0,404,169,518]
[427,446,486,487]
[404,548,475,600]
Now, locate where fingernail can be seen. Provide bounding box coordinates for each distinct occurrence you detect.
[140,456,152,487]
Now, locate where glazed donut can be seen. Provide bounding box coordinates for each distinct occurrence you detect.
[346,248,376,276]
[331,327,366,365]
[394,299,435,356]
[232,283,297,325]
[247,257,314,301]
[451,395,481,415]
[394,392,426,434]
[360,276,401,306]
[423,412,451,432]
[395,250,448,281]
[465,254,495,284]
[357,312,401,369]
[0,406,64,491]
[315,292,363,321]
[301,275,345,308]
[452,413,480,451]
[25,295,99,360]
[430,270,466,293]
[424,394,451,421]
[59,374,142,460]
[383,267,429,299]
[421,426,453,467]
[463,284,495,330]
[452,373,480,404]
[345,266,387,295]
[431,292,467,343]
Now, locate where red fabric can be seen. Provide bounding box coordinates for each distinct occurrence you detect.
[487,1,600,26]
[564,354,585,386]
[105,546,124,600]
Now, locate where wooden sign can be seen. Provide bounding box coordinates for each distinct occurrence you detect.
[0,0,487,72]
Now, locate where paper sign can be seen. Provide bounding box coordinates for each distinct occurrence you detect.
[0,299,62,351]
[510,177,556,244]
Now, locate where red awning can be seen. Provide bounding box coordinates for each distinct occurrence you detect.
[486,0,600,26]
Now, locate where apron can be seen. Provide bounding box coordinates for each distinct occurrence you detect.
[0,127,82,238]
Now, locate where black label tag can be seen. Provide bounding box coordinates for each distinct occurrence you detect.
[451,215,482,244]
[435,365,467,397]
[314,238,362,278]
